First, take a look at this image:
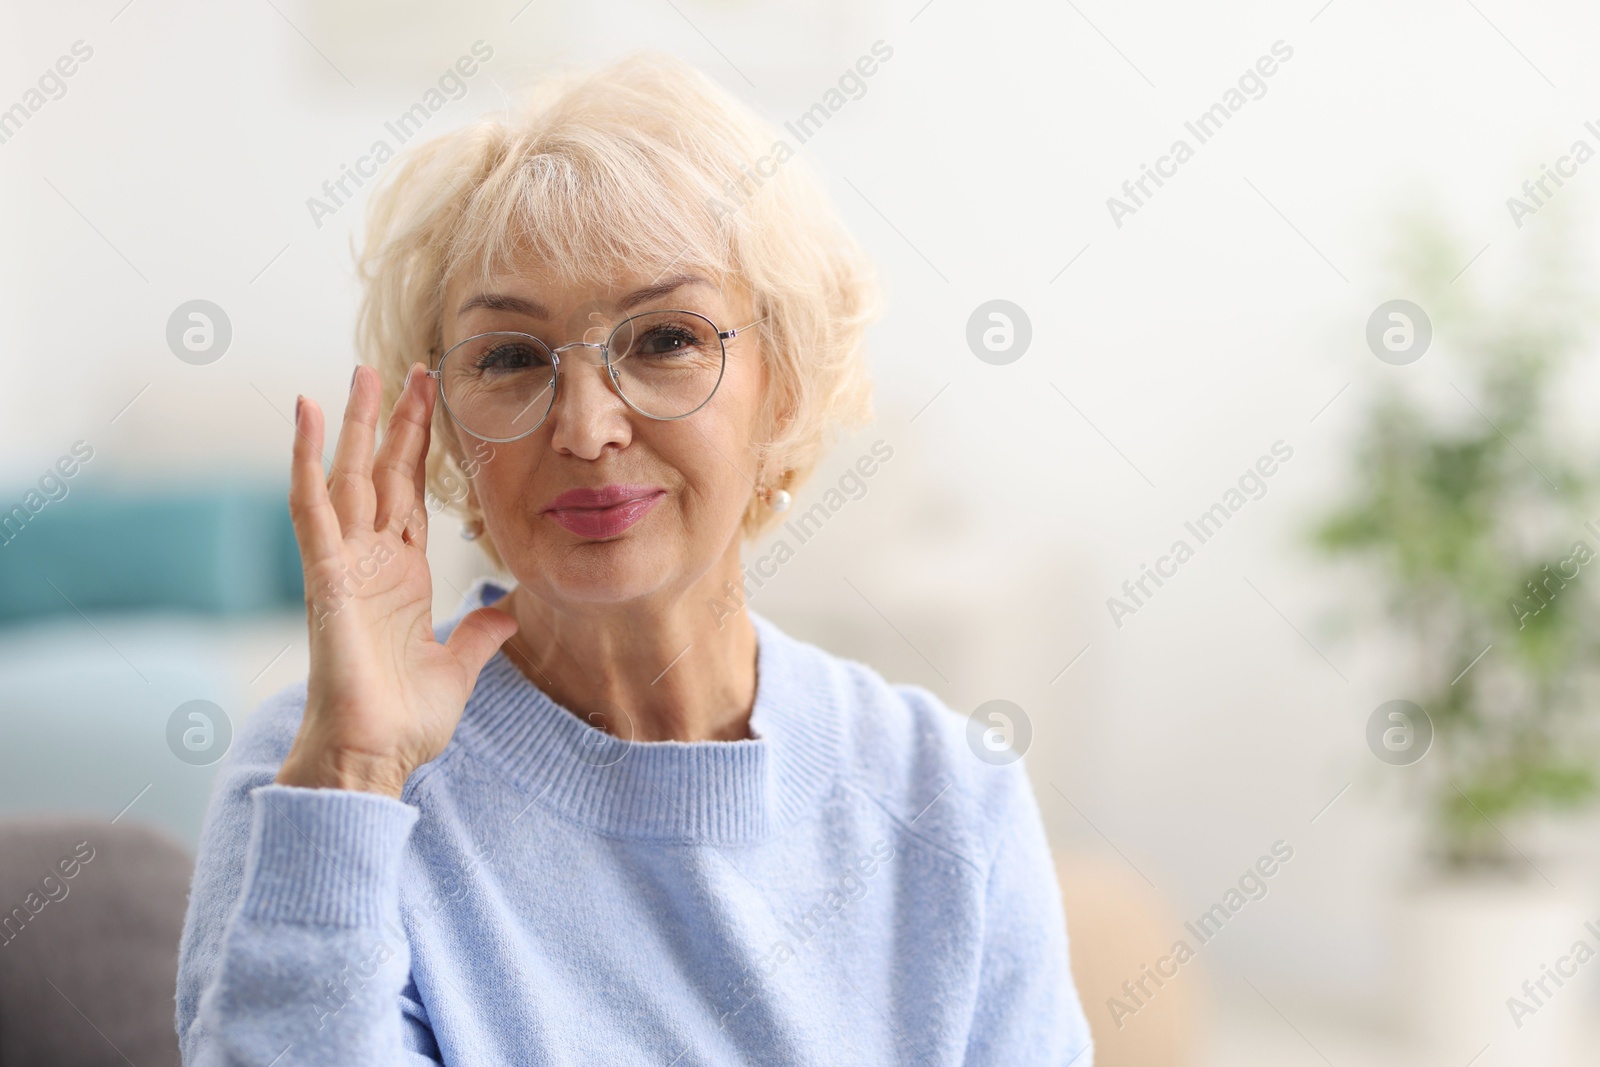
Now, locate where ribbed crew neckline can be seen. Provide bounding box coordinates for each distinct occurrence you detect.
[442,576,842,845]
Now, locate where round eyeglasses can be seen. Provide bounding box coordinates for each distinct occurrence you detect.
[425,309,764,443]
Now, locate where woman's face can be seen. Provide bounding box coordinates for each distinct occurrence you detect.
[438,262,767,609]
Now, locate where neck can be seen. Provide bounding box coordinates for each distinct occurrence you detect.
[498,553,758,743]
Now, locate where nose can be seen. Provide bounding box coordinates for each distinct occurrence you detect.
[546,345,632,459]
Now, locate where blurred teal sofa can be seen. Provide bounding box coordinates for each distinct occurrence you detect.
[0,484,303,849]
[0,484,303,622]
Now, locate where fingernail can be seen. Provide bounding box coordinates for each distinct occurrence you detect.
[350,366,360,394]
[404,364,415,389]
[294,394,303,426]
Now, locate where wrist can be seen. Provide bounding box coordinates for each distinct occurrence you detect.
[275,744,411,799]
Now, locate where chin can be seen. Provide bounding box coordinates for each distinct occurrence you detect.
[524,535,675,606]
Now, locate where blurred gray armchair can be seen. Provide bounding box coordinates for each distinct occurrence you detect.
[0,817,191,1067]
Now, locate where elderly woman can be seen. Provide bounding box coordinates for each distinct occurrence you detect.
[175,53,1092,1066]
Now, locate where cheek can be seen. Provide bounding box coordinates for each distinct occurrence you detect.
[464,446,538,521]
[698,378,764,477]
[707,352,766,450]
[653,427,737,504]
[649,425,755,526]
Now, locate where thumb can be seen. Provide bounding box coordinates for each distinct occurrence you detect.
[444,607,520,679]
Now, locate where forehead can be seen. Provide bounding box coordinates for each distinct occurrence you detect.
[447,265,724,311]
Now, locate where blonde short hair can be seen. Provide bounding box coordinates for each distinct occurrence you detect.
[355,51,881,572]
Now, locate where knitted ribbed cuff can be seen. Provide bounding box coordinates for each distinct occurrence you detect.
[238,783,419,928]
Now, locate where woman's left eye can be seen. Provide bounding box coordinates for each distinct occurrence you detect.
[638,329,697,356]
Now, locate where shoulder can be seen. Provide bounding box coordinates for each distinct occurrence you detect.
[766,616,1041,876]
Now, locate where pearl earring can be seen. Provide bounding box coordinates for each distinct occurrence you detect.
[762,485,791,512]
[460,518,483,540]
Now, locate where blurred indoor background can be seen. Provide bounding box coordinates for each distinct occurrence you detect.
[5,1,1600,1064]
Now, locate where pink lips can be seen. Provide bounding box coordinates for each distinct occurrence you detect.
[542,484,665,539]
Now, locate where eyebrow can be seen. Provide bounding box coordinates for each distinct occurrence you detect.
[455,274,715,320]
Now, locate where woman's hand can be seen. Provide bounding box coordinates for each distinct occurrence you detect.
[275,364,519,799]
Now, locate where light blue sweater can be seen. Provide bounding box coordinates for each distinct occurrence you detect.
[176,576,1094,1065]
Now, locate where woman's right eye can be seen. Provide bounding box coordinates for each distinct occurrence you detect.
[476,342,546,371]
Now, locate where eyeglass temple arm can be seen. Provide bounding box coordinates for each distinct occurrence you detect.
[721,315,768,340]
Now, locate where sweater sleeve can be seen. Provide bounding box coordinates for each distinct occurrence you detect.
[175,683,441,1065]
[962,768,1096,1067]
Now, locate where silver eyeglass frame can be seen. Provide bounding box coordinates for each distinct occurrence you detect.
[425,310,766,444]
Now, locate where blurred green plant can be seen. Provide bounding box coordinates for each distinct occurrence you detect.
[1310,202,1600,873]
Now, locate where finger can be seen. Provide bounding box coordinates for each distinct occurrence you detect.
[288,396,345,573]
[328,365,379,536]
[373,362,431,543]
[409,374,435,555]
[444,607,520,680]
